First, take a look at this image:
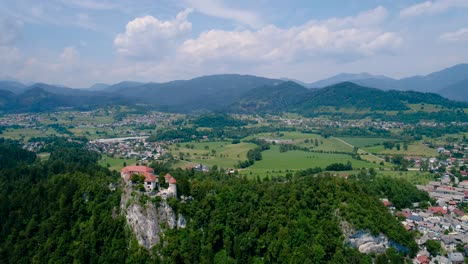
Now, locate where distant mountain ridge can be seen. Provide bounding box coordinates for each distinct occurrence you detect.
[0,69,467,115]
[307,63,468,101]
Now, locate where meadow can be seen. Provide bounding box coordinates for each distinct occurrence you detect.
[98,154,137,171]
[362,141,438,157]
[242,145,379,178]
[168,141,257,169]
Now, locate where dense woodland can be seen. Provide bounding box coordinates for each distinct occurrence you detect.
[0,139,431,263]
[0,139,149,263]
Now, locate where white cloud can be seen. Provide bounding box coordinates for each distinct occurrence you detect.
[440,28,468,42]
[324,6,388,28]
[400,0,468,18]
[184,0,261,28]
[60,46,78,62]
[179,6,401,64]
[185,0,262,28]
[114,9,193,59]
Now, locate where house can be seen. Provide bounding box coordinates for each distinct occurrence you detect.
[448,252,464,264]
[194,163,210,172]
[416,255,429,264]
[429,206,448,215]
[409,214,424,222]
[459,180,468,189]
[121,165,159,191]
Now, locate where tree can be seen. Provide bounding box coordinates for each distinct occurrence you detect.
[383,141,395,149]
[425,240,441,256]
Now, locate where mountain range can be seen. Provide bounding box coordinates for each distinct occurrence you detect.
[0,64,467,116]
[307,63,468,101]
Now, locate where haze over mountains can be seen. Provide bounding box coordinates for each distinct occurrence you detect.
[0,64,467,113]
[307,63,468,101]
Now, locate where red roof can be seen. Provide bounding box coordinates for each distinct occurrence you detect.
[417,255,429,264]
[430,206,447,215]
[143,172,157,182]
[396,211,410,219]
[122,165,154,174]
[383,200,392,207]
[164,173,177,184]
[453,209,465,216]
[438,186,455,191]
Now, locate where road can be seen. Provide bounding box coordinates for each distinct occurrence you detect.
[331,137,384,161]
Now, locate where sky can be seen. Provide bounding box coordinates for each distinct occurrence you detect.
[1,0,468,87]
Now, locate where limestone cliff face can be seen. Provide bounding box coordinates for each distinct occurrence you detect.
[121,183,185,248]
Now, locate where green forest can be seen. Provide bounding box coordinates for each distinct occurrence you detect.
[0,139,425,263]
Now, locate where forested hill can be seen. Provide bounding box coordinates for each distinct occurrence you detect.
[230,81,467,114]
[0,139,149,263]
[0,138,426,263]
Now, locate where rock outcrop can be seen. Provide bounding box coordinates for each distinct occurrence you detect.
[346,231,389,254]
[121,183,185,248]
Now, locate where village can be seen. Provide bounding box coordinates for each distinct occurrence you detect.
[86,137,166,162]
[382,170,468,263]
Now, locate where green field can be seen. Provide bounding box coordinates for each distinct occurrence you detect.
[247,132,354,152]
[362,141,438,157]
[168,141,257,168]
[243,145,378,177]
[338,137,396,148]
[376,170,436,185]
[0,128,67,140]
[98,155,137,171]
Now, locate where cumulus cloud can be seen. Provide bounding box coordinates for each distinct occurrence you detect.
[400,0,468,18]
[440,28,468,42]
[179,6,402,64]
[114,8,193,59]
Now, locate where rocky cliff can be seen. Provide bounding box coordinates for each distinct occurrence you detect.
[121,183,186,248]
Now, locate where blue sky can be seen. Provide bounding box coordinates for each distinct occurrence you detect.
[1,0,468,87]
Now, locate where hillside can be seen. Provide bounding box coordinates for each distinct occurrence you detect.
[230,81,311,113]
[438,78,468,102]
[230,81,467,116]
[0,81,27,94]
[1,87,130,112]
[300,82,408,111]
[308,63,468,95]
[308,73,394,89]
[109,74,282,111]
[0,90,16,109]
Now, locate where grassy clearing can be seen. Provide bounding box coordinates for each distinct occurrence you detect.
[168,141,257,169]
[0,128,66,140]
[98,155,137,172]
[406,103,441,113]
[243,145,378,178]
[246,132,354,152]
[363,141,438,157]
[376,170,436,185]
